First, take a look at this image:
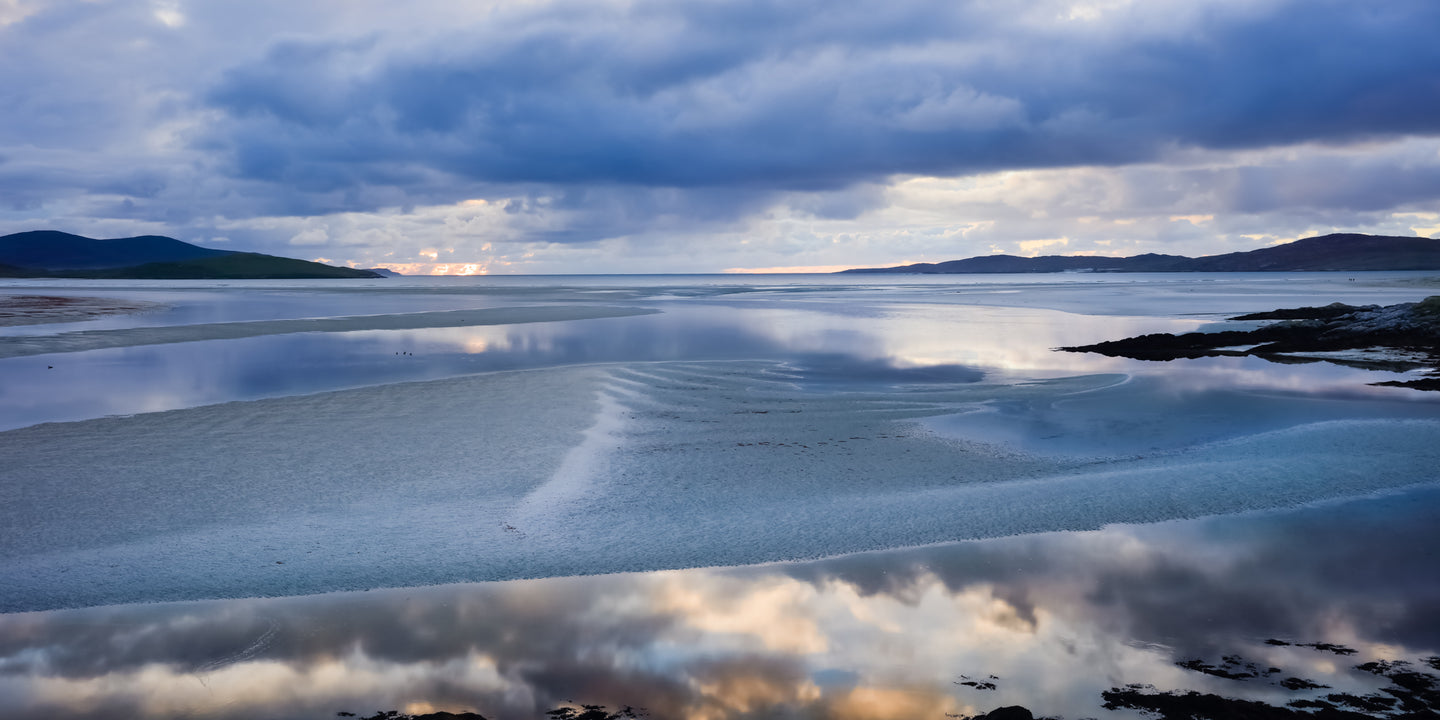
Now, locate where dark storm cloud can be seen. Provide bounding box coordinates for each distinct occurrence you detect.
[202,0,1440,205]
[4,0,1439,263]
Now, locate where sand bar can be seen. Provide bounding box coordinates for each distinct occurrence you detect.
[5,358,1440,612]
[0,304,659,358]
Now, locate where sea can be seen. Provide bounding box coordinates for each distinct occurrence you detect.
[1,272,1438,719]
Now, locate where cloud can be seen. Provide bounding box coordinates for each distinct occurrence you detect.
[2,0,1440,269]
[200,0,1440,197]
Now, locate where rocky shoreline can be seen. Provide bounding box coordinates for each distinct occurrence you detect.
[1060,296,1440,390]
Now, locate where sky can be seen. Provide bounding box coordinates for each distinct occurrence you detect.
[2,0,1439,274]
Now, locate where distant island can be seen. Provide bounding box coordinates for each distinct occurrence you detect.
[841,233,1440,274]
[0,230,384,279]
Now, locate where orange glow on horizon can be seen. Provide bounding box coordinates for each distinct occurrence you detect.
[358,262,490,276]
[431,263,489,276]
[722,264,865,274]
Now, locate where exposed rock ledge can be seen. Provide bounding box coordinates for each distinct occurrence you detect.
[1060,296,1440,390]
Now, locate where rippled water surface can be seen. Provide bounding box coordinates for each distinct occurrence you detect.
[1,272,1438,718]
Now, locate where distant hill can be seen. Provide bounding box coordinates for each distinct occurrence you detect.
[841,234,1440,274]
[0,231,382,279]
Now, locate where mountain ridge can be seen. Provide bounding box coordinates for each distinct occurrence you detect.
[840,233,1440,274]
[0,231,382,279]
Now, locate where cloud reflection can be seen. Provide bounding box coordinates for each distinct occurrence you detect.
[5,276,1434,431]
[2,486,1437,719]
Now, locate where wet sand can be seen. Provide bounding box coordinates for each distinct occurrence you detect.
[0,304,659,358]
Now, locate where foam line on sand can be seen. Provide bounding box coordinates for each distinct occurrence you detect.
[504,382,631,532]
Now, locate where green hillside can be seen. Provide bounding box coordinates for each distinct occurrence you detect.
[84,253,382,279]
[0,230,382,279]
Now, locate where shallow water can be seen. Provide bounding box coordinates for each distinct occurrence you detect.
[2,486,1436,719]
[1,272,1438,718]
[2,273,1433,430]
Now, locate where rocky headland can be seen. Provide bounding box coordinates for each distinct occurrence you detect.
[1061,296,1440,390]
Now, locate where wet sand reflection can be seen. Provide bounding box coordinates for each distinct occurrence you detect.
[2,485,1437,719]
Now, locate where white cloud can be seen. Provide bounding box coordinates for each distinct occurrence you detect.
[288,227,329,245]
[0,0,41,27]
[152,0,184,28]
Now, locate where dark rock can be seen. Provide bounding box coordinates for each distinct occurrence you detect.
[1177,658,1258,681]
[973,706,1034,720]
[1325,692,1397,712]
[1279,677,1329,691]
[1300,642,1359,656]
[1232,302,1368,321]
[1061,297,1440,388]
[545,705,645,720]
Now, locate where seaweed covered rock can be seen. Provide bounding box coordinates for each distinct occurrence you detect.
[1060,296,1440,387]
